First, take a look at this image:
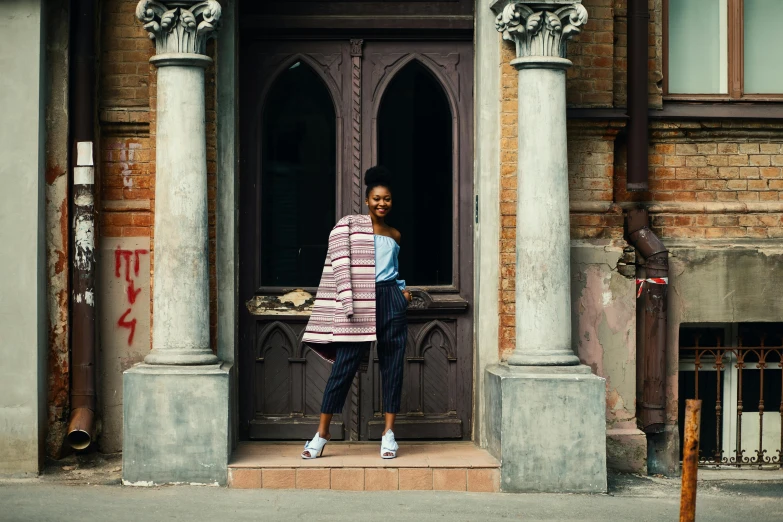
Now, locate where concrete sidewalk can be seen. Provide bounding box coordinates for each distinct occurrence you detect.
[2,476,783,522]
[3,455,783,522]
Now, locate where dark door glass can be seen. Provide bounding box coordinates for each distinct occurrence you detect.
[378,61,453,286]
[261,62,336,287]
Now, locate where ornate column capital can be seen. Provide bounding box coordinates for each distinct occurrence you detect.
[136,0,222,58]
[495,1,588,68]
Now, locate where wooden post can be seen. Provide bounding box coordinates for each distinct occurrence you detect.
[680,399,702,522]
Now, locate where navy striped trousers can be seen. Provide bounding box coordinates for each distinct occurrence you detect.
[320,280,408,414]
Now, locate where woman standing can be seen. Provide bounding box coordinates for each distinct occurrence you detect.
[301,166,412,459]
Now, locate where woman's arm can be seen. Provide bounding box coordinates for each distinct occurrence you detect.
[393,229,411,302]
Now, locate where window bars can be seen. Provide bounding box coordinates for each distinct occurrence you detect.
[679,324,783,468]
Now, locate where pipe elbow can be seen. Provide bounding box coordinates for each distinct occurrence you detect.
[626,208,668,260]
[66,407,95,451]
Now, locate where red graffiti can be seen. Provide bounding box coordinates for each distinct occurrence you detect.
[117,309,137,345]
[126,279,142,305]
[114,246,149,345]
[115,247,149,282]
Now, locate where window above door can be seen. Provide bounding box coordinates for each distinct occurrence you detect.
[664,0,783,100]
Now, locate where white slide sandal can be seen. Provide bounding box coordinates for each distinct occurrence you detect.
[301,432,329,459]
[381,430,399,459]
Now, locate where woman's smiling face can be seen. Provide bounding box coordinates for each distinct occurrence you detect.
[366,185,392,219]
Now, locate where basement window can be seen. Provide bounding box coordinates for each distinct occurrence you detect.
[678,323,783,467]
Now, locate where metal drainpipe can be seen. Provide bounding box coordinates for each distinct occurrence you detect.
[626,208,668,435]
[627,0,650,191]
[66,0,97,451]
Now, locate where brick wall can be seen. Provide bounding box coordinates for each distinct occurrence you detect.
[498,2,783,358]
[98,0,219,350]
[206,51,218,350]
[568,122,625,241]
[617,123,783,240]
[100,0,156,348]
[100,0,152,109]
[562,0,663,109]
[499,40,517,359]
[566,0,614,107]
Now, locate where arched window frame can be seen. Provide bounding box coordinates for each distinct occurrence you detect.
[252,56,344,292]
[371,56,461,289]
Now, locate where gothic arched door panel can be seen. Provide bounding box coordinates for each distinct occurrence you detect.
[359,41,473,440]
[239,40,356,440]
[239,39,473,441]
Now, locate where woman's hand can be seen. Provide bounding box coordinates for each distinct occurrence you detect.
[402,290,412,303]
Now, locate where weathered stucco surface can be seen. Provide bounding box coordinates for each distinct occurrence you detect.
[571,240,647,473]
[486,364,608,493]
[0,0,48,476]
[98,237,151,453]
[657,239,783,474]
[123,364,231,486]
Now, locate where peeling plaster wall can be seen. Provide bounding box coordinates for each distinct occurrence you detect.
[44,0,70,460]
[658,239,783,474]
[571,240,647,473]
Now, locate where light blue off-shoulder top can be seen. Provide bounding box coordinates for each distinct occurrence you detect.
[374,235,406,290]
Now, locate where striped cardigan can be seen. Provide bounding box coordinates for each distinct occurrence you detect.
[303,215,377,353]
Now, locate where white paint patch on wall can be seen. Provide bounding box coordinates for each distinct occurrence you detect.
[602,282,613,307]
[120,142,142,191]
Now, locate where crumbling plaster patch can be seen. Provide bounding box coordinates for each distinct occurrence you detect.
[571,241,637,427]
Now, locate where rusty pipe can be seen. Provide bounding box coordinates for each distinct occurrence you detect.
[627,0,650,191]
[66,0,97,451]
[627,208,668,434]
[679,399,702,522]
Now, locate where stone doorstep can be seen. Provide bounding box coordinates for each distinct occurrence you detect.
[228,467,500,492]
[228,442,500,492]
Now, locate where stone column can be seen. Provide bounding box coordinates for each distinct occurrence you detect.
[496,0,588,366]
[123,0,230,487]
[136,0,221,365]
[485,1,607,493]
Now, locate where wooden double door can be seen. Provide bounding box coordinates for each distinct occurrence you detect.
[239,38,474,441]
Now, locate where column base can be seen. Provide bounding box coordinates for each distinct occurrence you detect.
[122,363,231,486]
[507,349,581,366]
[485,364,607,493]
[144,348,219,365]
[607,427,648,474]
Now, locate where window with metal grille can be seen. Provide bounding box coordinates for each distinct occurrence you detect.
[679,322,783,467]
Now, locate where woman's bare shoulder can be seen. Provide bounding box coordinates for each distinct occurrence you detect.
[390,227,402,244]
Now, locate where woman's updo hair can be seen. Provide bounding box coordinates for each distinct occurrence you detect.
[364,166,393,198]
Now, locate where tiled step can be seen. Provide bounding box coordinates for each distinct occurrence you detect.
[228,442,500,492]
